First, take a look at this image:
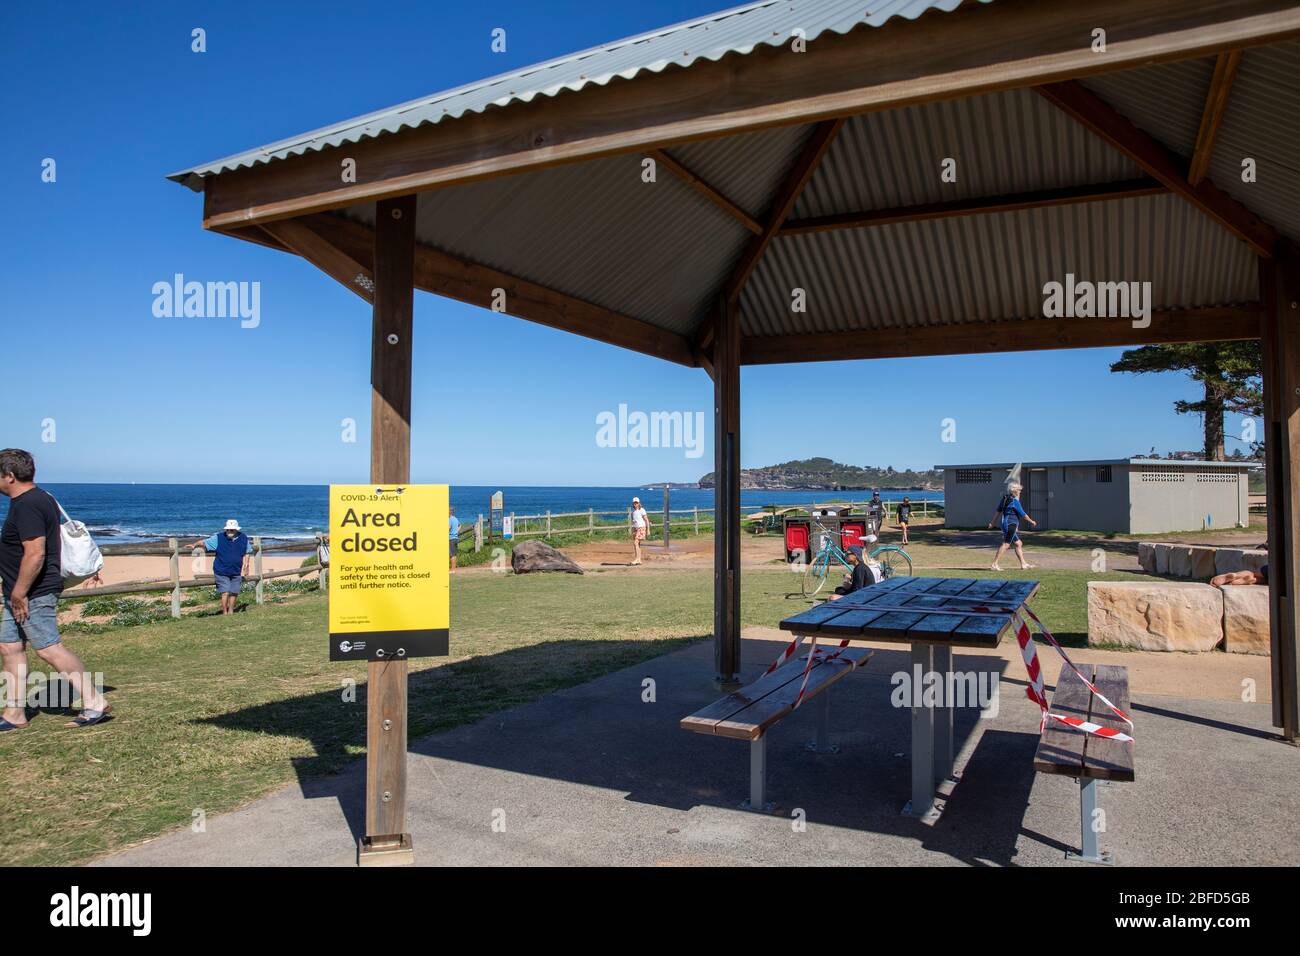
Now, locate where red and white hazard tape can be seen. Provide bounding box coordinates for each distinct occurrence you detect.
[980,603,1133,743]
[765,633,858,709]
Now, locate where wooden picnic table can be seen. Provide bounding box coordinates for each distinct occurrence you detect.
[779,575,1040,821]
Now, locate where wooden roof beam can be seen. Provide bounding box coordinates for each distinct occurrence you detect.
[259,218,375,303]
[648,149,762,234]
[780,179,1167,236]
[297,214,697,367]
[741,306,1262,364]
[1036,80,1276,256]
[722,119,844,303]
[1188,51,1243,186]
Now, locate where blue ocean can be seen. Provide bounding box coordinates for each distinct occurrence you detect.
[25,484,940,546]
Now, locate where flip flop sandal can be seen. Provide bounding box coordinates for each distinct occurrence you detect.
[0,718,29,732]
[65,704,112,728]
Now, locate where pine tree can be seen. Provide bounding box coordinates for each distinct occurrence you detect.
[1110,342,1262,460]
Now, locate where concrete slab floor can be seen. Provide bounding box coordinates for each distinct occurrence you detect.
[98,634,1298,867]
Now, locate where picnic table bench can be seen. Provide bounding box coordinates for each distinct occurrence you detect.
[776,576,1039,820]
[1033,663,1134,865]
[681,645,874,810]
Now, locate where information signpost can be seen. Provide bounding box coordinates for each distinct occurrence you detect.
[329,482,449,864]
[489,490,504,541]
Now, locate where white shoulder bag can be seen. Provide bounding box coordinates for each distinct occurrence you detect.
[55,499,105,586]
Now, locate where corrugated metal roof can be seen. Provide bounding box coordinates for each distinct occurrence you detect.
[340,122,818,333]
[741,192,1258,336]
[795,86,1144,218]
[1209,40,1300,243]
[167,0,990,188]
[1080,41,1300,244]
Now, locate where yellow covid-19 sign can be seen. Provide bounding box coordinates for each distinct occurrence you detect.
[328,484,450,661]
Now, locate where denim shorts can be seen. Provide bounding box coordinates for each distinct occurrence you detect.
[214,574,243,594]
[0,593,62,651]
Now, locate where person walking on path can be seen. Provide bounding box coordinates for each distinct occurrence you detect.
[630,496,652,565]
[866,489,884,535]
[0,448,111,730]
[896,496,912,545]
[449,508,460,574]
[988,483,1036,570]
[190,519,252,615]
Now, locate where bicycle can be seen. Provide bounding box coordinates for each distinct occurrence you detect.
[798,516,913,598]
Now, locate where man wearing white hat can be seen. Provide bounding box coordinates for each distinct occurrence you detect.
[190,519,252,614]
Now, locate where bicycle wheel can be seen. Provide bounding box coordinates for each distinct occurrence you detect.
[871,545,913,579]
[802,551,831,597]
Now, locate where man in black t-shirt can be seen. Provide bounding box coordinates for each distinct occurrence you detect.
[0,449,110,730]
[831,546,877,600]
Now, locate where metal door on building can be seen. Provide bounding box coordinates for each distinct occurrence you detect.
[1025,468,1050,530]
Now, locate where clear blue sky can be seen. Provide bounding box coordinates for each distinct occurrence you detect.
[1,1,1256,486]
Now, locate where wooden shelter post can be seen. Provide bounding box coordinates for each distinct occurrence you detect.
[713,299,742,684]
[361,194,418,863]
[1260,251,1300,743]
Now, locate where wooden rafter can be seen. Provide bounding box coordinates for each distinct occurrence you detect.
[779,179,1167,236]
[197,0,1300,230]
[648,149,762,234]
[740,306,1262,365]
[288,214,697,367]
[1036,80,1276,256]
[259,218,375,303]
[722,118,843,304]
[1188,51,1243,186]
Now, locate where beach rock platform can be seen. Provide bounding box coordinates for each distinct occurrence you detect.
[511,540,584,574]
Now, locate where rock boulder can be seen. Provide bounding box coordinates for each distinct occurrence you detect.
[1214,548,1245,575]
[1222,585,1270,655]
[510,540,584,574]
[1138,542,1157,574]
[1087,581,1223,652]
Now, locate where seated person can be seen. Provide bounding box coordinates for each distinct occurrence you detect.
[1212,565,1268,587]
[830,543,877,600]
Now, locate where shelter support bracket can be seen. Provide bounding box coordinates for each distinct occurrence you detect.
[1261,250,1300,743]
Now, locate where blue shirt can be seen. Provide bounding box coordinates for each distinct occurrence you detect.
[203,533,253,554]
[998,497,1027,528]
[449,516,460,540]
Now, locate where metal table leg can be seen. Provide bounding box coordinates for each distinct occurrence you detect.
[932,644,955,785]
[806,689,840,754]
[1066,777,1114,864]
[740,735,774,812]
[903,642,940,821]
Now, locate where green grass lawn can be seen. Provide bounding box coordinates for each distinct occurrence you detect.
[0,561,1126,865]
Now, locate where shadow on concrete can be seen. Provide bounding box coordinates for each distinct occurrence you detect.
[197,637,1064,864]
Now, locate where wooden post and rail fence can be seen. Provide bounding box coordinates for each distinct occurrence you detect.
[462,496,944,551]
[64,495,943,607]
[64,536,329,611]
